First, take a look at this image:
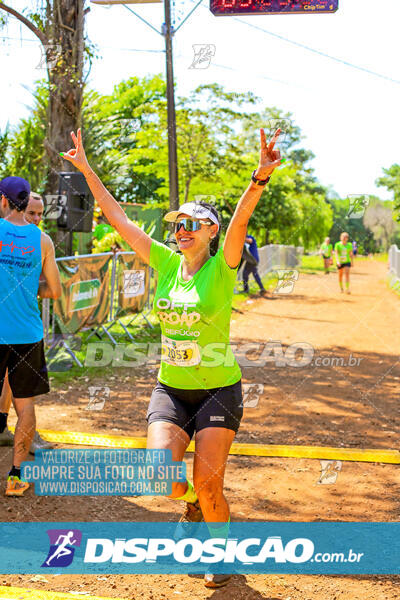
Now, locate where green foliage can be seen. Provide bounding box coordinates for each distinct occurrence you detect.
[4,77,334,250]
[92,220,156,253]
[1,83,48,191]
[325,196,398,253]
[0,127,10,179]
[92,230,130,253]
[83,76,167,204]
[376,164,400,222]
[22,4,46,33]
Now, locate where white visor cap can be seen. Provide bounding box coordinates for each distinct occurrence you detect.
[163,202,219,230]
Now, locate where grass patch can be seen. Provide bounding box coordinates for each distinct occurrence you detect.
[388,274,400,297]
[373,253,389,262]
[232,270,278,308]
[48,316,161,387]
[300,255,332,274]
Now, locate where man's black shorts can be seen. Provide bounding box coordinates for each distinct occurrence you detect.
[337,262,352,270]
[0,340,50,398]
[146,380,243,439]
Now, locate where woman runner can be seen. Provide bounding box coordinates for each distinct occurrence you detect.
[61,127,282,588]
[335,232,354,294]
[319,236,333,274]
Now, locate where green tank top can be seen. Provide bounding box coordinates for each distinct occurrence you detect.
[335,241,352,263]
[321,243,332,257]
[150,240,242,390]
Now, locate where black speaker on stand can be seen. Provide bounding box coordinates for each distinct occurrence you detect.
[56,172,94,256]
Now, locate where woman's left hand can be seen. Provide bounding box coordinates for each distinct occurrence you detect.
[254,128,282,180]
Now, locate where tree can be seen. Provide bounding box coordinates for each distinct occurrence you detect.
[2,77,335,250]
[363,202,397,251]
[82,76,167,204]
[0,128,10,179]
[376,164,400,222]
[2,84,48,191]
[0,1,89,196]
[327,197,378,254]
[176,84,258,204]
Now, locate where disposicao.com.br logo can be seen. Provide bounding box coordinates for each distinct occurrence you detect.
[40,527,367,574]
[0,522,397,575]
[42,529,82,567]
[84,534,316,565]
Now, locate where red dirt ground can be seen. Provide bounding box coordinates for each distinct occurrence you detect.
[1,258,399,599]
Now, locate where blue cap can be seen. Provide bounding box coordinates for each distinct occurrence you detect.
[0,176,31,210]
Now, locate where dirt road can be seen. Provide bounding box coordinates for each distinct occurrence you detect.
[1,258,399,599]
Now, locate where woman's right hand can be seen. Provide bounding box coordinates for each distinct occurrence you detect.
[60,129,91,175]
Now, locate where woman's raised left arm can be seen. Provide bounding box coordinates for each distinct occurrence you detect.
[223,128,282,268]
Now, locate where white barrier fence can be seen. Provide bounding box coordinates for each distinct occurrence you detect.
[389,245,400,283]
[237,244,303,282]
[258,244,303,278]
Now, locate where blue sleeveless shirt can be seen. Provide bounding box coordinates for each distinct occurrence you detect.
[0,219,43,344]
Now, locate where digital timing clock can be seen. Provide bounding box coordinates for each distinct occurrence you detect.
[210,0,338,16]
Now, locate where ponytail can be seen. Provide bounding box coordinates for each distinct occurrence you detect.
[198,201,220,256]
[209,231,220,257]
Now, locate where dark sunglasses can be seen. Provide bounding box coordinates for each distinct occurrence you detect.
[174,218,213,233]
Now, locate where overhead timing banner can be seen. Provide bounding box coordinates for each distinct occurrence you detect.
[53,253,113,334]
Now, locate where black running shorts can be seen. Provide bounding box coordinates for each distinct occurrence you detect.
[146,380,243,438]
[0,340,50,398]
[337,262,351,270]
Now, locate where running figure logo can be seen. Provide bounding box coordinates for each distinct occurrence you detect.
[347,195,370,219]
[42,529,82,567]
[273,269,299,294]
[86,386,110,411]
[241,383,264,408]
[189,44,216,69]
[317,460,342,485]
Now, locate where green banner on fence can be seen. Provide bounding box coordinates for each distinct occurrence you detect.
[54,253,113,334]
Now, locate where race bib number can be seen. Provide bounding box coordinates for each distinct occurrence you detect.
[161,335,201,367]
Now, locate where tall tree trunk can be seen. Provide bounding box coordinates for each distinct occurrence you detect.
[184,176,192,203]
[0,0,87,255]
[45,0,85,254]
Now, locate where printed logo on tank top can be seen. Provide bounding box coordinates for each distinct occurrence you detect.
[155,298,201,330]
[0,239,35,256]
[156,298,202,365]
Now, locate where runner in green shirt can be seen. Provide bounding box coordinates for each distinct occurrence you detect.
[335,232,354,294]
[61,126,283,589]
[319,237,333,274]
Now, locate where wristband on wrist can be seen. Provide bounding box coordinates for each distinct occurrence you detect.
[251,170,271,186]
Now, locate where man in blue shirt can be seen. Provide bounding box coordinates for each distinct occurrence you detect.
[243,234,266,294]
[0,177,61,496]
[0,192,55,454]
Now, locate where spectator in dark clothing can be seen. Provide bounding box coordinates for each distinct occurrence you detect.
[243,234,266,294]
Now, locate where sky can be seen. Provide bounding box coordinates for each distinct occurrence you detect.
[1,0,400,200]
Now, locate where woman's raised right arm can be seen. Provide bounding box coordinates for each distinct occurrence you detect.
[60,129,152,264]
